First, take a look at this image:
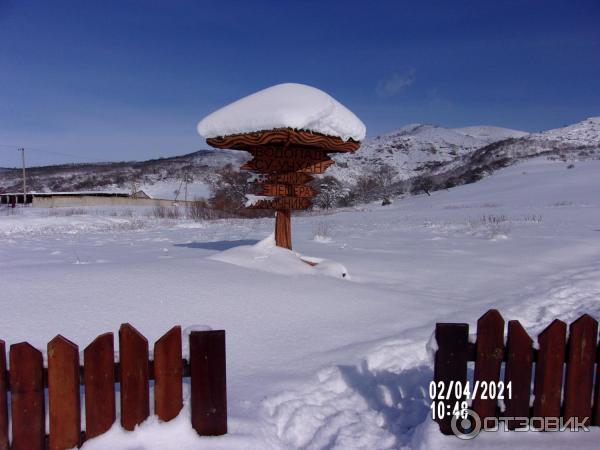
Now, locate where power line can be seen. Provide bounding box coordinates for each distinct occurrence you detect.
[0,144,106,163]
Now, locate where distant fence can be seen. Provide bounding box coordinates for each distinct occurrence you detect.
[0,324,226,450]
[434,309,599,434]
[31,195,190,208]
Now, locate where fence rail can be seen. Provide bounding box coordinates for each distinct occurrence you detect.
[434,309,599,434]
[0,324,226,450]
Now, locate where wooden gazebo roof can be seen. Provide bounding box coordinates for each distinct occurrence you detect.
[206,128,360,153]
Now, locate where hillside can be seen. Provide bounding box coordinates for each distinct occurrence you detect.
[328,124,527,183]
[436,117,600,186]
[0,149,247,194]
[1,118,598,200]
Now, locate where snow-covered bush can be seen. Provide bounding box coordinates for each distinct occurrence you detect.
[410,175,434,196]
[151,205,182,219]
[0,206,23,216]
[46,208,87,216]
[208,164,269,218]
[186,198,218,220]
[312,176,348,209]
[313,221,333,243]
[467,214,511,240]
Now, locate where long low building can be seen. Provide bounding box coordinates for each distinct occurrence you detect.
[0,190,194,207]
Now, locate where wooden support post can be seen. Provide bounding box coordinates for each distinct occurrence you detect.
[433,323,469,435]
[275,209,292,250]
[190,330,227,436]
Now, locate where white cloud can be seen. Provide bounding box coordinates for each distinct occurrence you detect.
[376,69,415,98]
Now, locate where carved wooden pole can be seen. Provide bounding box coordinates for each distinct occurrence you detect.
[275,209,292,249]
[206,129,361,252]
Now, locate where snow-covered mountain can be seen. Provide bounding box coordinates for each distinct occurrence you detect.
[1,117,598,195]
[532,116,600,145]
[329,124,527,183]
[442,117,600,184]
[330,117,600,186]
[0,149,247,193]
[453,125,529,144]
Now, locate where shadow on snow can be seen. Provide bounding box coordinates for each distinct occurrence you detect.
[174,239,259,251]
[338,363,432,447]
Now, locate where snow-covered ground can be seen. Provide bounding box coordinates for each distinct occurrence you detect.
[140,180,211,201]
[1,158,600,449]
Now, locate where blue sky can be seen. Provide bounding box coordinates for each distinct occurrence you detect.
[0,0,599,166]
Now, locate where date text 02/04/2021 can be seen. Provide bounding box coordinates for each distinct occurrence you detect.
[429,381,512,420]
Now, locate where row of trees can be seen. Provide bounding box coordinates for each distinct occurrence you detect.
[204,163,488,216]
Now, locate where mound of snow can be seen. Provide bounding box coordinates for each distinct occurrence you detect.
[197,83,366,142]
[208,234,349,279]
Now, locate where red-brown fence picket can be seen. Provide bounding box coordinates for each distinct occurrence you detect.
[83,333,116,440]
[433,310,600,434]
[0,325,226,450]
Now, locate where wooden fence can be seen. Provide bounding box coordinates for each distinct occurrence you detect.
[434,309,599,434]
[0,324,226,450]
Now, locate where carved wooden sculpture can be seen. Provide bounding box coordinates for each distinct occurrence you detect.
[207,128,360,249]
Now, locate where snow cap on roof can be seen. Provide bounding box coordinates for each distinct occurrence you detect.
[197,83,366,142]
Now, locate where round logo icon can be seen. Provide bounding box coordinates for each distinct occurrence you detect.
[450,409,482,440]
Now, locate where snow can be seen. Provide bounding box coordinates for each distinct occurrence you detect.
[209,233,349,279]
[329,123,528,183]
[244,194,273,207]
[140,180,211,201]
[329,117,600,186]
[453,125,528,144]
[1,158,600,448]
[533,116,600,146]
[197,83,366,142]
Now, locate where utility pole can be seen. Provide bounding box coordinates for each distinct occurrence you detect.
[184,173,189,202]
[18,148,26,206]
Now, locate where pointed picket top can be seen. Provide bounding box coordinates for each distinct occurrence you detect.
[475,309,505,363]
[155,326,181,347]
[9,341,45,450]
[478,309,504,324]
[533,319,567,422]
[85,332,114,353]
[507,320,533,345]
[10,341,43,359]
[48,335,78,355]
[154,326,183,422]
[504,320,534,427]
[564,313,598,423]
[84,332,116,440]
[570,313,598,331]
[473,309,505,419]
[48,335,81,450]
[538,319,567,342]
[120,323,148,344]
[119,323,149,431]
[477,310,505,344]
